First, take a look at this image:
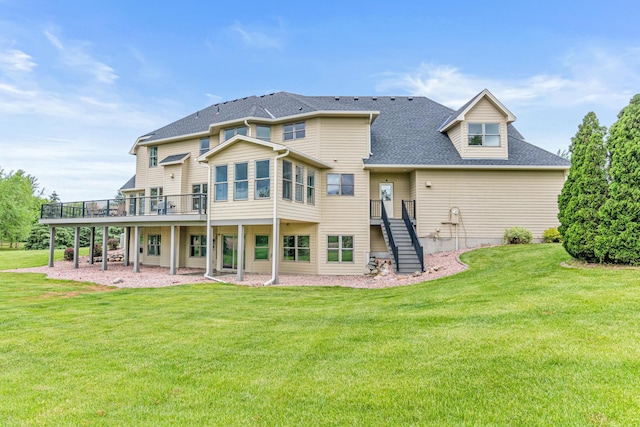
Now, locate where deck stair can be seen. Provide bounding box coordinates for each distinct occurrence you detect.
[380,219,423,274]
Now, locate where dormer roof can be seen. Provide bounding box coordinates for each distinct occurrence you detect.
[438,89,516,133]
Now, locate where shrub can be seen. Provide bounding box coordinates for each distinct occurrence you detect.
[503,227,533,245]
[93,243,103,257]
[107,238,119,250]
[542,227,562,243]
[63,247,75,261]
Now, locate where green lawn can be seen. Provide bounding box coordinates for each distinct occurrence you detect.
[0,247,89,270]
[1,244,639,426]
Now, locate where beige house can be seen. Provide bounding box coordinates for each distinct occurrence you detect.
[40,90,569,282]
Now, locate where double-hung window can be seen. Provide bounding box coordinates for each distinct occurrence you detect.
[307,170,315,205]
[223,126,247,141]
[327,235,354,263]
[149,146,158,167]
[199,138,210,156]
[282,160,292,200]
[283,122,305,140]
[255,235,269,260]
[192,183,207,211]
[468,123,501,146]
[295,165,304,203]
[148,234,161,256]
[255,160,270,198]
[234,163,248,200]
[256,125,271,141]
[189,235,206,257]
[283,235,310,262]
[327,173,354,196]
[215,165,228,201]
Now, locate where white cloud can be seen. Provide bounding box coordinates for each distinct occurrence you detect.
[229,22,283,49]
[205,93,222,104]
[0,48,36,72]
[44,29,118,84]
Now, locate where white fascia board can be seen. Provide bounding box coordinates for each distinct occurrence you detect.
[363,163,570,171]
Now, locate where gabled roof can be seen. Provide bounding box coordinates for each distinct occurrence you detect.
[159,153,190,166]
[438,89,516,132]
[134,91,569,169]
[120,175,136,190]
[198,134,333,169]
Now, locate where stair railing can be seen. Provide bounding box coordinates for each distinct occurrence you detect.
[380,199,399,271]
[402,200,424,272]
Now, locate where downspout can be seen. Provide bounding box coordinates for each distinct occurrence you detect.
[244,119,251,137]
[264,148,290,286]
[368,113,373,156]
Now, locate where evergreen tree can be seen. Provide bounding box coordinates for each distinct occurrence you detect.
[596,94,640,264]
[558,112,608,262]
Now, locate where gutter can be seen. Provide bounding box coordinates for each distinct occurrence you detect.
[264,148,290,286]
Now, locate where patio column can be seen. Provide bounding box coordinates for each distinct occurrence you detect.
[133,225,140,273]
[73,227,80,269]
[236,224,244,282]
[89,227,95,265]
[170,225,176,275]
[205,224,213,277]
[48,227,56,267]
[272,218,280,285]
[124,227,130,267]
[102,226,108,271]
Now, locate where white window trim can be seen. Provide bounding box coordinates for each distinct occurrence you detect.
[467,123,501,147]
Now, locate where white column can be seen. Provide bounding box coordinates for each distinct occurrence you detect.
[102,227,108,271]
[272,219,280,284]
[48,227,56,267]
[133,226,140,273]
[236,224,244,281]
[205,225,213,276]
[170,225,176,275]
[73,227,80,269]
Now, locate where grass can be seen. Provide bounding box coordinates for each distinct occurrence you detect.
[1,244,639,425]
[0,247,89,269]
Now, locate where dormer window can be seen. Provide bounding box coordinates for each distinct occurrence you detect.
[468,123,500,146]
[283,122,305,141]
[223,126,247,141]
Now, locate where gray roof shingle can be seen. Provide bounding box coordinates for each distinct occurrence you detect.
[139,92,570,168]
[120,174,136,190]
[159,153,190,165]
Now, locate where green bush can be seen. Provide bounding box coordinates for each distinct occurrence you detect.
[543,227,562,243]
[503,227,533,245]
[93,244,103,257]
[107,238,119,250]
[63,247,75,261]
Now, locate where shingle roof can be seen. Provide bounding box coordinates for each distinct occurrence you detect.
[139,92,570,168]
[159,153,190,165]
[120,175,136,190]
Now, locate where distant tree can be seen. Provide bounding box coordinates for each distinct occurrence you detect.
[556,148,571,160]
[557,112,608,262]
[596,94,640,264]
[49,191,61,203]
[0,168,43,247]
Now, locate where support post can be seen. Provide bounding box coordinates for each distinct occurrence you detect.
[133,226,140,273]
[102,226,108,271]
[236,224,244,282]
[170,225,176,275]
[124,227,130,266]
[205,225,213,276]
[89,227,95,265]
[48,227,56,267]
[73,227,80,269]
[272,219,280,284]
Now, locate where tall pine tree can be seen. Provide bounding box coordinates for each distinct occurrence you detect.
[557,112,608,262]
[596,94,640,264]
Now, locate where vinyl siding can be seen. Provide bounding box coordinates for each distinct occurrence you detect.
[447,125,462,156]
[461,98,509,159]
[279,223,318,275]
[181,226,207,268]
[281,118,319,158]
[415,169,565,242]
[317,117,371,275]
[277,158,321,223]
[370,225,388,252]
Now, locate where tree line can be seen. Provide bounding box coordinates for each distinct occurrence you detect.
[0,170,122,250]
[558,94,640,264]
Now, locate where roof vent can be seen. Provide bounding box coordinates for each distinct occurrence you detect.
[298,106,303,110]
[372,97,378,101]
[354,96,359,101]
[408,97,414,101]
[216,105,220,114]
[390,97,396,101]
[196,111,199,118]
[334,96,340,101]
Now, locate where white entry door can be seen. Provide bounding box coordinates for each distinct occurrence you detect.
[380,183,394,218]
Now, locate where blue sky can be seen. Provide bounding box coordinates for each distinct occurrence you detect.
[1,0,639,201]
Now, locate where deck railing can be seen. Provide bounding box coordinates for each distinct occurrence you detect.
[402,200,424,272]
[41,193,207,220]
[380,200,399,271]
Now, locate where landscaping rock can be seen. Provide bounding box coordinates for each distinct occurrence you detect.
[112,277,124,284]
